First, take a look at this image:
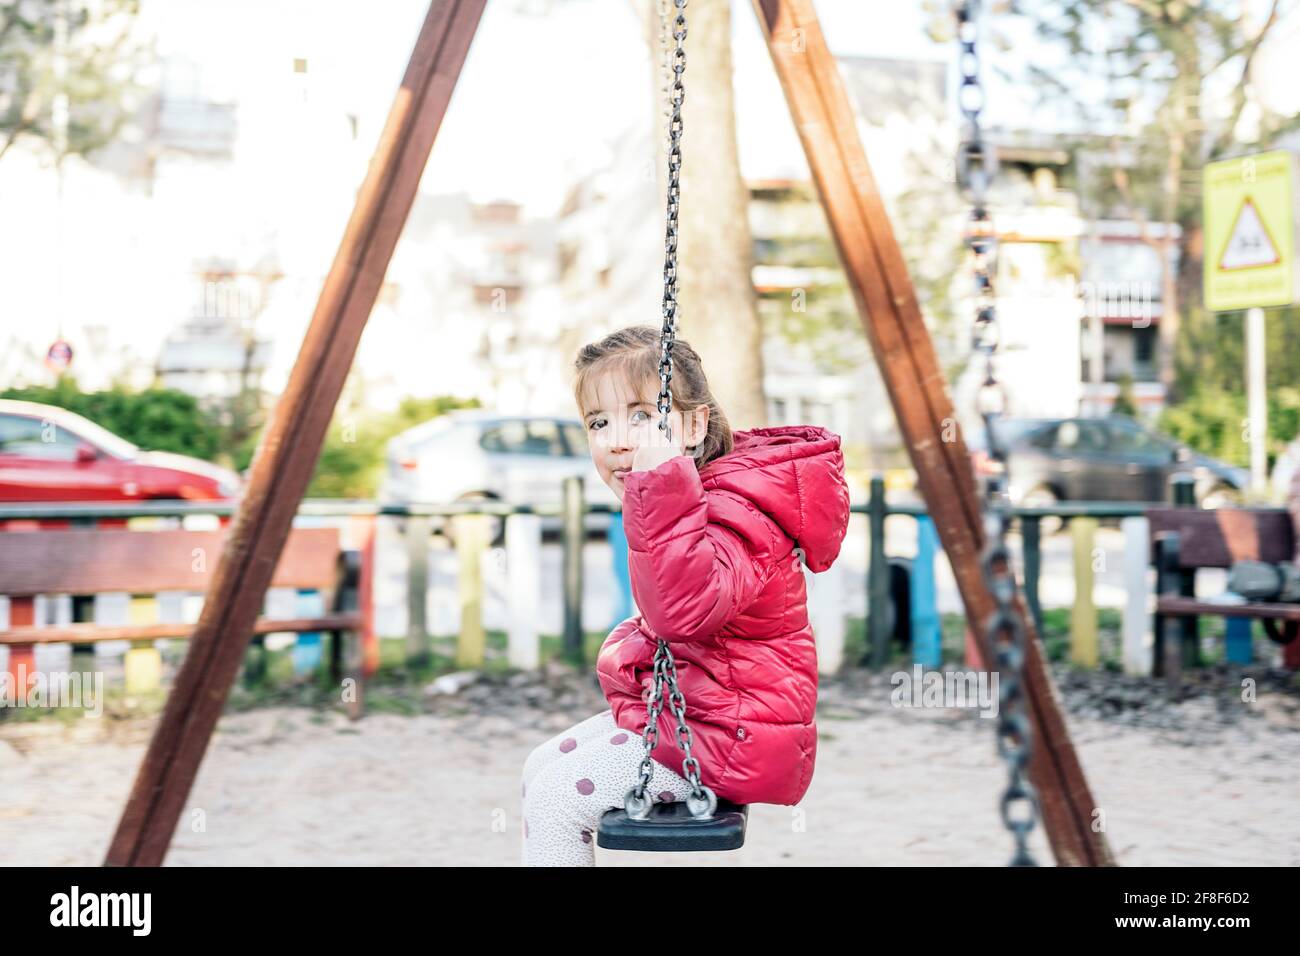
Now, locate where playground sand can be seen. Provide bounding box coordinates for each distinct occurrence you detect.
[3,669,1299,866]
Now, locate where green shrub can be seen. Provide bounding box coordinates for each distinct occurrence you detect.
[1,379,223,461]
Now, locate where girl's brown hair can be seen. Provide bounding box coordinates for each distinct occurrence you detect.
[572,325,733,470]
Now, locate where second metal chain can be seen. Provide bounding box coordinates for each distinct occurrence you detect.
[955,0,1039,867]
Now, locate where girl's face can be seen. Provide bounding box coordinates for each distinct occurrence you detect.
[580,371,709,501]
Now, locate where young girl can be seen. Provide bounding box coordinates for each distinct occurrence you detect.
[520,325,851,866]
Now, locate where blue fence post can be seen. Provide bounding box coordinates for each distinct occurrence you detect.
[292,589,325,676]
[1225,617,1253,664]
[912,514,942,668]
[608,510,633,629]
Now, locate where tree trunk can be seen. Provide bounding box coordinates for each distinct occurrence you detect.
[633,0,767,430]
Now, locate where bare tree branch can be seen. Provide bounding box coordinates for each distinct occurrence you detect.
[1209,0,1283,159]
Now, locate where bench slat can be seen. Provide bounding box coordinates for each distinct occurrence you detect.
[1156,596,1300,621]
[0,527,341,595]
[0,614,362,645]
[1146,507,1294,568]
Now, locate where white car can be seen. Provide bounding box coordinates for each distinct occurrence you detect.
[379,410,619,542]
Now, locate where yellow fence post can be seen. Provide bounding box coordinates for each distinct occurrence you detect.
[454,514,489,669]
[1070,517,1099,668]
[125,595,162,694]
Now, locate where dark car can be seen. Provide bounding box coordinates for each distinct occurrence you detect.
[0,400,242,502]
[968,414,1248,511]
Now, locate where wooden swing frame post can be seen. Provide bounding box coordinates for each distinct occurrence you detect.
[103,0,489,867]
[105,0,1113,867]
[752,0,1114,867]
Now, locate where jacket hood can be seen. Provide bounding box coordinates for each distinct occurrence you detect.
[699,425,850,572]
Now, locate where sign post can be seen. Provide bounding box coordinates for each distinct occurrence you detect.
[1247,305,1267,493]
[1203,150,1299,496]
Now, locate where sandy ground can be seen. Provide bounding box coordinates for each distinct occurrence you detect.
[4,673,1299,867]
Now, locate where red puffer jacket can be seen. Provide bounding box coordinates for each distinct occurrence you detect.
[596,425,850,806]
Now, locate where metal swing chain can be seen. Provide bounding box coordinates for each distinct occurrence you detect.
[955,0,1039,867]
[658,0,675,158]
[656,0,686,445]
[622,0,719,825]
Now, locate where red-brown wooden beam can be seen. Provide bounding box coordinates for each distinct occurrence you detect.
[104,0,487,866]
[752,0,1115,867]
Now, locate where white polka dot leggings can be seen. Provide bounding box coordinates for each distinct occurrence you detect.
[520,708,696,866]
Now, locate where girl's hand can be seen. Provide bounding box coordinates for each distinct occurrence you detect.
[631,443,683,473]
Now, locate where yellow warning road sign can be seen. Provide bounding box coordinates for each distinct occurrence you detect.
[1203,150,1298,311]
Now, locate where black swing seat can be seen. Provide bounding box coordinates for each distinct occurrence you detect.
[596,799,749,852]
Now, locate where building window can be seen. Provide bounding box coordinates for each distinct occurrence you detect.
[1134,326,1155,364]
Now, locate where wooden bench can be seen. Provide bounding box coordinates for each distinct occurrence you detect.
[1147,507,1299,690]
[0,525,368,717]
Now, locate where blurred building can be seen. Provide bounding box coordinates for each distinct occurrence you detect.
[156,260,276,410]
[374,193,562,414]
[551,123,664,403]
[0,4,1187,461]
[1077,219,1178,417]
[751,55,960,469]
[0,2,376,397]
[747,178,879,457]
[740,58,1183,464]
[962,130,1179,426]
[548,54,961,470]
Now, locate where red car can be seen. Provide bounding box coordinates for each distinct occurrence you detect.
[0,400,242,502]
